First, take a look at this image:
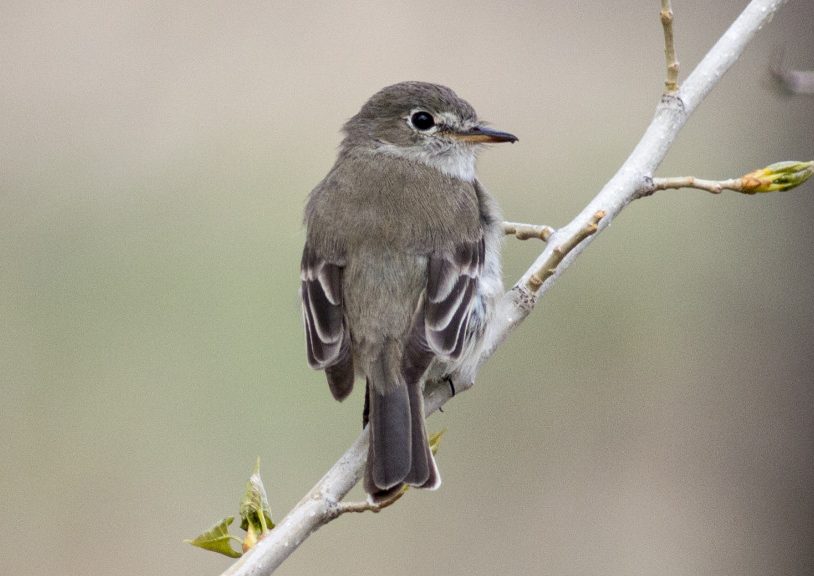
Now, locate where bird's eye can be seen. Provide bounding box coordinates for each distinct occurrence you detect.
[410,111,435,131]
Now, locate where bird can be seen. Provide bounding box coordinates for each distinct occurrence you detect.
[300,81,516,503]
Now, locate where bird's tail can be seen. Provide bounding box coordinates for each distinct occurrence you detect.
[363,344,439,503]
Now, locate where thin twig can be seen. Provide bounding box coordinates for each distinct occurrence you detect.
[661,0,680,93]
[640,161,814,197]
[648,175,745,194]
[502,221,554,242]
[335,490,404,514]
[335,501,380,514]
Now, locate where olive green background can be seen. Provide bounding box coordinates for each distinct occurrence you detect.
[2,1,812,575]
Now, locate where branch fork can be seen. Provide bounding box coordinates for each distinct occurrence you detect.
[527,211,605,291]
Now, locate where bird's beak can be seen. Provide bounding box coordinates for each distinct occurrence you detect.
[450,125,518,144]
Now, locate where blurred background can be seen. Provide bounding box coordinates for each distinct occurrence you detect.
[2,1,813,575]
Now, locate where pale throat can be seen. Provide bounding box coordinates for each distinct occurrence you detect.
[373,141,478,182]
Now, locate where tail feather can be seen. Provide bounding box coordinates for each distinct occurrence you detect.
[367,378,411,491]
[363,380,440,502]
[364,460,404,504]
[362,335,441,501]
[402,304,441,489]
[404,379,438,488]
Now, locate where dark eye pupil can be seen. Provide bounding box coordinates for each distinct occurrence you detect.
[411,111,435,130]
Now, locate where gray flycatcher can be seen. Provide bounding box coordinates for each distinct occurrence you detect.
[301,81,516,503]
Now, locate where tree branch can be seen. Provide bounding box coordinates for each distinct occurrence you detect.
[661,0,680,93]
[220,1,793,574]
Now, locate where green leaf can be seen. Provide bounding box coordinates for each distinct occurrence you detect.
[184,516,242,558]
[429,429,446,455]
[239,458,274,536]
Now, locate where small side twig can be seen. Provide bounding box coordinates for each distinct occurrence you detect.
[502,221,554,242]
[641,161,814,197]
[526,211,605,291]
[661,0,680,93]
[647,175,744,195]
[335,490,404,515]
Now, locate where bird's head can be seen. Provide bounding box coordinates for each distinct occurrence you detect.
[342,81,517,181]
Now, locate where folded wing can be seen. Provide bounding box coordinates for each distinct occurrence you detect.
[300,245,354,400]
[424,237,484,358]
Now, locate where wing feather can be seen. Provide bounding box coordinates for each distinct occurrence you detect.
[414,237,485,363]
[300,245,354,400]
